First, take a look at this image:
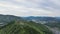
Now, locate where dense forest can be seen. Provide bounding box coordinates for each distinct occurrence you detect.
[0,21,53,34]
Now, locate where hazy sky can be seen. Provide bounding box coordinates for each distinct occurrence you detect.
[0,0,60,17]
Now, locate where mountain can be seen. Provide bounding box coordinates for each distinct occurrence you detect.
[0,15,60,34]
[0,14,24,26]
[23,16,60,24]
[0,21,53,34]
[23,16,56,21]
[0,15,59,24]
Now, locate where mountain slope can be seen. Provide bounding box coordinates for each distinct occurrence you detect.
[0,14,24,26]
[0,14,23,22]
[0,21,53,34]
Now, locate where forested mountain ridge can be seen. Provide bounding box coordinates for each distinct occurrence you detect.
[0,21,53,34]
[0,14,24,26]
[0,14,23,22]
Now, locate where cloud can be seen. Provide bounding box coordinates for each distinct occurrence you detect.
[0,0,60,17]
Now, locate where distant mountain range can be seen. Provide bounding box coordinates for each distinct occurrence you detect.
[0,14,60,26]
[23,16,60,24]
[23,16,56,21]
[0,14,59,22]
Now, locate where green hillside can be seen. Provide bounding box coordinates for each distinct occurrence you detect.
[0,21,53,34]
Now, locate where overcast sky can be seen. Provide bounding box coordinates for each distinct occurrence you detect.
[0,0,60,17]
